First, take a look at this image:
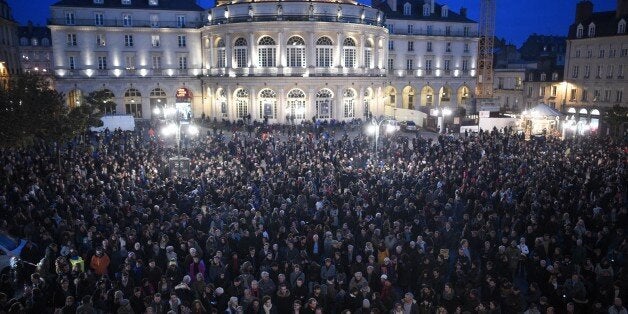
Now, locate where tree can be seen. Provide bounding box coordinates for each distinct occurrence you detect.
[606,104,627,138]
[0,74,103,148]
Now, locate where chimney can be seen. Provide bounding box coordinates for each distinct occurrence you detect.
[575,1,593,23]
[387,0,397,11]
[431,0,435,13]
[618,0,628,18]
[460,7,467,18]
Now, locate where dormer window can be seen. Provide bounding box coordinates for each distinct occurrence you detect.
[588,23,595,37]
[149,0,158,6]
[403,3,411,16]
[576,24,583,38]
[93,0,103,4]
[441,5,448,18]
[619,19,626,34]
[122,0,131,5]
[423,4,430,16]
[540,73,546,81]
[552,73,558,80]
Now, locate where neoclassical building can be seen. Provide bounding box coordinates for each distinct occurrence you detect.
[0,0,20,89]
[49,0,478,123]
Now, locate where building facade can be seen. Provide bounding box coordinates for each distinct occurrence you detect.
[492,68,524,112]
[49,0,477,123]
[564,0,628,118]
[18,22,53,75]
[0,0,20,88]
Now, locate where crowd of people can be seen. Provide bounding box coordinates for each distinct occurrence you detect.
[0,122,626,314]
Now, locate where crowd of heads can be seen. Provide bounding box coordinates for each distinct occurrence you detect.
[0,123,626,314]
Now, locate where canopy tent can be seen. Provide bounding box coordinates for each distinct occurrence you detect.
[526,103,564,118]
[520,104,563,137]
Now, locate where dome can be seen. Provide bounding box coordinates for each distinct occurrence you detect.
[216,0,358,6]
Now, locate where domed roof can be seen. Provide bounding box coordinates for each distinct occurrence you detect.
[216,0,358,7]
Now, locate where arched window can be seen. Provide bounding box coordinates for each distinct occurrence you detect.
[258,89,277,119]
[124,88,142,118]
[315,89,333,119]
[576,24,583,38]
[423,3,430,16]
[588,23,596,37]
[286,36,306,68]
[403,2,411,15]
[316,37,333,67]
[286,89,306,120]
[343,37,356,68]
[216,38,226,68]
[31,38,38,46]
[364,40,373,69]
[41,38,50,46]
[441,5,448,17]
[235,88,249,119]
[258,36,276,67]
[234,37,248,68]
[343,89,355,118]
[619,19,626,34]
[19,37,28,46]
[150,88,167,117]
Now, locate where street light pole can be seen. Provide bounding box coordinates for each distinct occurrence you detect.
[367,117,398,160]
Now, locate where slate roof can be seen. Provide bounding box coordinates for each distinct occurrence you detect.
[51,0,204,11]
[567,11,628,39]
[18,25,52,44]
[374,0,475,23]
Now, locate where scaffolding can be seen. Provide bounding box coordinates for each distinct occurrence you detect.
[476,0,496,100]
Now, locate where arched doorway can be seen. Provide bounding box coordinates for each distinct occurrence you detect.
[150,88,167,119]
[439,85,452,106]
[420,85,434,107]
[67,89,83,108]
[590,109,600,131]
[234,88,249,120]
[287,88,306,123]
[342,88,356,119]
[124,88,142,118]
[457,85,470,106]
[402,86,416,110]
[384,86,396,107]
[315,88,334,120]
[175,87,193,120]
[258,88,277,120]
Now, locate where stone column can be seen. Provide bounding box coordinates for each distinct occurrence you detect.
[336,32,343,68]
[225,34,232,69]
[307,32,315,68]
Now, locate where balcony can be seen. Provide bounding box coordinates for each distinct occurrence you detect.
[209,13,382,27]
[393,29,478,37]
[48,18,203,28]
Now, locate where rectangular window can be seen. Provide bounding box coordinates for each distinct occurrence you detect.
[407,24,413,34]
[388,58,394,70]
[125,55,135,69]
[444,59,450,72]
[177,15,186,28]
[364,49,372,69]
[425,59,432,75]
[65,12,75,25]
[68,56,76,70]
[316,48,332,67]
[388,40,394,51]
[151,35,160,47]
[178,35,186,47]
[572,65,578,78]
[426,25,433,35]
[581,89,587,101]
[125,104,142,118]
[606,65,613,78]
[150,14,159,27]
[463,26,470,37]
[527,86,532,97]
[258,48,276,67]
[67,34,77,46]
[539,86,545,97]
[95,12,104,26]
[426,42,432,52]
[599,49,605,58]
[152,55,161,69]
[594,89,600,101]
[97,56,107,70]
[617,90,623,103]
[551,86,557,96]
[584,65,590,78]
[622,49,628,57]
[587,50,592,58]
[407,41,413,51]
[464,43,469,53]
[179,56,187,70]
[406,59,413,70]
[609,49,616,58]
[596,65,602,78]
[217,49,225,68]
[344,48,356,68]
[122,0,131,4]
[575,49,581,58]
[124,35,133,47]
[462,60,469,72]
[236,47,249,68]
[618,65,624,78]
[570,88,576,101]
[122,14,132,27]
[96,34,106,46]
[445,26,451,36]
[604,90,611,102]
[446,42,451,53]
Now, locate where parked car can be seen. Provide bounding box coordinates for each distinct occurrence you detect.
[400,120,418,132]
[0,234,27,274]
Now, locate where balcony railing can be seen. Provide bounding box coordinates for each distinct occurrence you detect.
[392,29,478,37]
[209,14,382,27]
[48,18,203,28]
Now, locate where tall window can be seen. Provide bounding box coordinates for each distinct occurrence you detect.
[576,24,583,38]
[407,41,414,51]
[177,15,186,27]
[446,42,451,52]
[125,55,135,69]
[388,41,394,51]
[151,35,160,47]
[423,4,430,16]
[619,20,626,34]
[463,26,470,37]
[343,89,355,118]
[315,89,333,119]
[287,89,306,120]
[235,89,249,119]
[445,26,451,36]
[65,12,75,25]
[388,58,394,70]
[258,36,276,67]
[426,42,432,52]
[584,65,590,78]
[124,88,142,118]
[122,14,132,27]
[68,56,76,70]
[150,14,159,27]
[234,37,248,68]
[444,60,450,73]
[67,34,77,46]
[178,35,186,47]
[406,59,413,70]
[216,39,226,68]
[258,89,277,119]
[97,56,107,70]
[316,37,333,67]
[403,3,411,15]
[588,23,595,37]
[124,35,133,47]
[407,24,413,34]
[425,59,432,75]
[96,34,106,46]
[343,37,356,68]
[94,12,104,26]
[364,40,373,69]
[287,36,306,68]
[462,60,469,72]
[178,56,187,70]
[152,55,161,70]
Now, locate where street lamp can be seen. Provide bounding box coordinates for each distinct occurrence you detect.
[431,107,453,133]
[366,117,398,159]
[160,106,199,177]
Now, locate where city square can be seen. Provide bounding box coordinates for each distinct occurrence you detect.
[0,0,627,313]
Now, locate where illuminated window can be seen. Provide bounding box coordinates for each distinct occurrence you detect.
[286,36,305,68]
[234,37,248,68]
[258,36,276,67]
[343,37,356,68]
[316,37,333,67]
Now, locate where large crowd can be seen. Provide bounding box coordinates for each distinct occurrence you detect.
[0,122,626,314]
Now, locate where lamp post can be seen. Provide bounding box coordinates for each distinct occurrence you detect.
[158,106,199,178]
[366,117,398,159]
[431,107,453,133]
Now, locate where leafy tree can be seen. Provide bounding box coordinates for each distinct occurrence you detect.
[606,104,627,138]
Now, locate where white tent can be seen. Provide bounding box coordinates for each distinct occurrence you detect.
[521,104,563,136]
[527,103,564,118]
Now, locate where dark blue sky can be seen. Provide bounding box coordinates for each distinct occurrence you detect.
[7,0,616,47]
